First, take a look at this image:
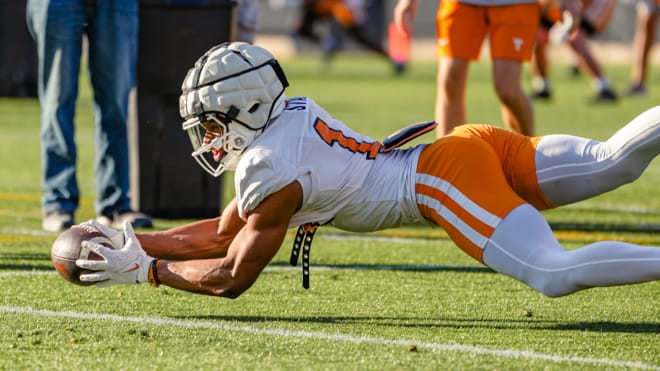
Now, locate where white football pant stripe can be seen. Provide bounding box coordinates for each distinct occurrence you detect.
[416,173,501,249]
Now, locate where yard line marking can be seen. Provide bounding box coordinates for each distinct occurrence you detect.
[1,305,657,370]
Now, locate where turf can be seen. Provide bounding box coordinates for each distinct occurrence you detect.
[0,53,658,370]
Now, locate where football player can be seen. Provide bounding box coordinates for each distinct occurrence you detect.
[77,42,660,299]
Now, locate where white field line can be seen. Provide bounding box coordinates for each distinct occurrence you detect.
[0,304,657,370]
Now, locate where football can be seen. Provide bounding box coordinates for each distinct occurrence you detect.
[51,224,115,286]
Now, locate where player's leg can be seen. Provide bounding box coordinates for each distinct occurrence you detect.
[435,58,469,136]
[434,2,486,137]
[86,1,144,226]
[488,4,538,136]
[26,0,85,229]
[530,21,553,99]
[492,60,534,136]
[535,105,660,207]
[483,204,660,297]
[628,0,659,94]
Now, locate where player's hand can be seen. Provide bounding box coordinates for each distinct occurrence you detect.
[79,219,125,249]
[76,221,153,287]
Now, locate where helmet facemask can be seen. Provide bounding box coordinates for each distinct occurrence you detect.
[183,113,254,177]
[179,42,289,177]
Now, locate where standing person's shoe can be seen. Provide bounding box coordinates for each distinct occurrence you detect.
[531,88,552,100]
[96,210,153,229]
[42,210,74,232]
[591,88,618,103]
[625,84,647,97]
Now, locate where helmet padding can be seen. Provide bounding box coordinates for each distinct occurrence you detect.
[178,42,289,177]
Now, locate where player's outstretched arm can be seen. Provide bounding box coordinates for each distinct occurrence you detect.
[155,181,303,298]
[135,197,246,260]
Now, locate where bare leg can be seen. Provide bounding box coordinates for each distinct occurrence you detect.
[530,28,551,97]
[567,28,616,101]
[435,57,469,137]
[535,106,660,206]
[630,3,659,91]
[483,204,660,297]
[492,59,535,136]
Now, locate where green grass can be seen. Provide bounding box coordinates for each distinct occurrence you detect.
[0,54,658,370]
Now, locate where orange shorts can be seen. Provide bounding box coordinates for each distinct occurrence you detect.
[436,1,540,61]
[415,124,551,262]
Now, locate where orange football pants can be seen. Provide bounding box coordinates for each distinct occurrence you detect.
[415,124,552,263]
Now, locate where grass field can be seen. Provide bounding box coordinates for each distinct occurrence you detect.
[1,53,659,370]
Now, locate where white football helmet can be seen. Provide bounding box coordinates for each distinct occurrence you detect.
[179,42,289,177]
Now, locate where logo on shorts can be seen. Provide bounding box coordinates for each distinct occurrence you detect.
[512,37,524,52]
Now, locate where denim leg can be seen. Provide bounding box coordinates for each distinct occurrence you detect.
[26,0,87,214]
[85,0,138,216]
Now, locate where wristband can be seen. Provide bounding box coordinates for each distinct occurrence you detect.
[148,259,161,288]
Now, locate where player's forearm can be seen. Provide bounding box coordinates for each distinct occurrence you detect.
[155,258,245,297]
[153,216,289,298]
[137,217,232,260]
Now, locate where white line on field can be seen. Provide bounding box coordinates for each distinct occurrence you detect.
[0,305,657,370]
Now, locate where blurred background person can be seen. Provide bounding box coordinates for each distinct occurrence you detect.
[394,0,564,137]
[627,0,659,96]
[26,0,153,231]
[292,0,404,72]
[531,0,618,103]
[236,0,260,43]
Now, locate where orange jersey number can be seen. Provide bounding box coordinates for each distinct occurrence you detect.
[314,118,381,159]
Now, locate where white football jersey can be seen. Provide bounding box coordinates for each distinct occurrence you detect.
[234,97,425,232]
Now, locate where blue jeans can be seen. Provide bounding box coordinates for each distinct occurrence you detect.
[26,0,138,217]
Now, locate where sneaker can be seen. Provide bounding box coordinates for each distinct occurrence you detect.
[591,88,618,103]
[625,84,647,97]
[42,210,74,232]
[96,210,153,229]
[531,88,552,100]
[392,60,407,75]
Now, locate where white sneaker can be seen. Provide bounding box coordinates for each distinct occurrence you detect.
[42,210,74,232]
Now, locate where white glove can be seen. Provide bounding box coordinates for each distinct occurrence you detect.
[76,221,154,287]
[79,219,125,249]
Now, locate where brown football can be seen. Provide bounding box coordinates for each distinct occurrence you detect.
[51,224,115,286]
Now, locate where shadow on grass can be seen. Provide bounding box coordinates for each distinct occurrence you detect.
[268,261,494,273]
[0,264,53,271]
[179,314,660,334]
[0,251,53,271]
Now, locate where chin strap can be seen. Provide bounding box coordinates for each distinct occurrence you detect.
[290,222,320,289]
